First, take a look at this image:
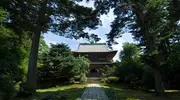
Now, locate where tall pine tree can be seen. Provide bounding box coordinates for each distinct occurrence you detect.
[0,0,101,94]
[91,0,178,94]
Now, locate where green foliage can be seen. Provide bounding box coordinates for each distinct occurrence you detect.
[69,78,76,84]
[0,74,20,100]
[93,0,180,93]
[0,8,31,99]
[1,0,101,94]
[101,76,119,84]
[161,43,180,89]
[120,43,140,60]
[106,76,119,84]
[101,65,116,78]
[100,65,118,83]
[0,0,101,38]
[80,74,88,83]
[125,74,143,89]
[114,43,144,88]
[38,43,90,87]
[116,59,143,81]
[87,34,101,43]
[41,91,67,100]
[38,35,49,68]
[0,9,7,21]
[116,43,142,80]
[73,56,90,77]
[39,35,49,54]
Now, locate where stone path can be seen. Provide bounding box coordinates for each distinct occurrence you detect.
[80,84,109,100]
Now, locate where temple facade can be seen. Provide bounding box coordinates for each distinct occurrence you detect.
[72,43,117,77]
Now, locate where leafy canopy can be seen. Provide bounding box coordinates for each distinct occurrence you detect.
[0,0,101,39]
[38,43,90,84]
[120,42,140,61]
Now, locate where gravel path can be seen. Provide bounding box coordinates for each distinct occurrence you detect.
[80,84,109,100]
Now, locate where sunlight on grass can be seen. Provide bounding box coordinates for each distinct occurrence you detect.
[165,90,180,92]
[126,98,140,100]
[100,83,123,90]
[149,89,180,93]
[14,84,87,100]
[102,83,180,100]
[36,84,87,100]
[37,84,87,92]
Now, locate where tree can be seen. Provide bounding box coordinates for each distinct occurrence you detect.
[88,34,101,43]
[92,0,174,94]
[0,0,100,94]
[39,35,49,55]
[116,43,142,86]
[0,9,18,100]
[0,8,31,99]
[120,42,140,61]
[38,35,49,68]
[38,43,90,86]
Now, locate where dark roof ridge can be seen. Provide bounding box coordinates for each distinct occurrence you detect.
[80,43,106,45]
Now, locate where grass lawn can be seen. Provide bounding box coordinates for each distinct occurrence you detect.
[14,83,87,100]
[101,83,180,100]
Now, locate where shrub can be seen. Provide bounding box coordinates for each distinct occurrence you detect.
[41,91,67,100]
[125,74,138,83]
[80,74,87,83]
[106,76,119,83]
[125,74,139,88]
[16,83,35,97]
[0,21,30,99]
[69,78,75,84]
[102,76,119,83]
[38,44,90,86]
[100,77,107,83]
[73,75,81,81]
[125,73,144,89]
[0,74,19,100]
[101,65,116,78]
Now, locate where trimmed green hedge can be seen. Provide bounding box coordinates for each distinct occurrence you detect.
[101,76,119,83]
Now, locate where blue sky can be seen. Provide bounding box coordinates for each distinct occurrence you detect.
[43,0,135,60]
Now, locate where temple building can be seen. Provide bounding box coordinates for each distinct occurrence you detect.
[72,43,117,77]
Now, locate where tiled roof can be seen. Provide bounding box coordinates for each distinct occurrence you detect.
[74,43,116,52]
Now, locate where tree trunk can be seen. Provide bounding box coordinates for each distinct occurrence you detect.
[26,31,41,94]
[143,23,165,95]
[134,4,165,95]
[26,0,47,95]
[147,40,165,95]
[153,68,165,95]
[147,39,165,95]
[143,25,165,95]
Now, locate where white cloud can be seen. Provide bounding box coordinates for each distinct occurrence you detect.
[101,9,115,28]
[112,33,135,61]
[44,40,57,47]
[77,0,94,9]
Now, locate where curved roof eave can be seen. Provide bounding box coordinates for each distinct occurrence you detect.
[72,50,118,53]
